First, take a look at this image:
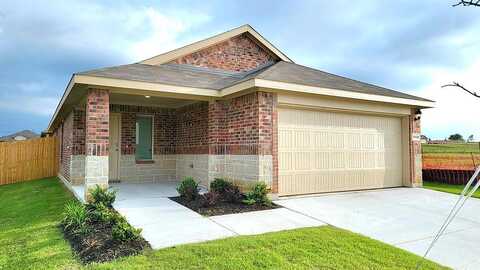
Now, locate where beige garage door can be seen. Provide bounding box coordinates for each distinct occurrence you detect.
[278,107,403,196]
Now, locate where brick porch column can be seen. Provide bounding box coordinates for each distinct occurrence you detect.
[410,108,422,187]
[84,88,109,200]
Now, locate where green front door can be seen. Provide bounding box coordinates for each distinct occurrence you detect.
[136,117,152,160]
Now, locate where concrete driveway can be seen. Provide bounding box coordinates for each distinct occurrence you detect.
[275,188,480,270]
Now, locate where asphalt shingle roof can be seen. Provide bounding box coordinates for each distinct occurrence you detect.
[78,61,431,102]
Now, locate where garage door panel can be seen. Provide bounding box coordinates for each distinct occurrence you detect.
[278,108,403,196]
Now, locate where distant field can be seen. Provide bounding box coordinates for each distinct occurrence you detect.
[422,143,480,170]
[422,143,480,154]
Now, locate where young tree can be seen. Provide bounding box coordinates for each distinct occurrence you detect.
[468,134,474,142]
[448,133,464,141]
[444,2,480,97]
[453,0,480,7]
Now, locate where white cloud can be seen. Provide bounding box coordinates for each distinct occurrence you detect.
[418,59,480,140]
[128,8,210,61]
[0,96,57,116]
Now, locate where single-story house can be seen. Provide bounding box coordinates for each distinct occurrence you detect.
[47,24,434,200]
[0,130,39,142]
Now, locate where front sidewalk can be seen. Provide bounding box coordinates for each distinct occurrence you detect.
[110,183,324,249]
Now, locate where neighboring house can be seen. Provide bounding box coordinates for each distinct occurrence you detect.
[46,25,434,200]
[0,130,39,142]
[420,135,430,144]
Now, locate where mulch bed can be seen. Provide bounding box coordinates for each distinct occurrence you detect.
[61,219,150,264]
[170,196,281,216]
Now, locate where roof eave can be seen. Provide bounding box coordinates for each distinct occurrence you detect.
[221,78,435,108]
[48,75,434,132]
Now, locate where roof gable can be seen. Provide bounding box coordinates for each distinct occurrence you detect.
[169,33,277,72]
[139,25,292,68]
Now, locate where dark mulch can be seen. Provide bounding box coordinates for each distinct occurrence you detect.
[170,196,281,216]
[61,220,150,264]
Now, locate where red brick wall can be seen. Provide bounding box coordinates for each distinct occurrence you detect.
[170,33,277,72]
[207,92,275,155]
[208,100,228,154]
[86,89,109,156]
[110,104,176,155]
[176,102,209,154]
[57,91,275,163]
[59,112,73,181]
[72,108,86,155]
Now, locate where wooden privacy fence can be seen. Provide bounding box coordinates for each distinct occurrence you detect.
[0,137,58,185]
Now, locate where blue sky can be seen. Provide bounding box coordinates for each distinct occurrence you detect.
[1,0,479,139]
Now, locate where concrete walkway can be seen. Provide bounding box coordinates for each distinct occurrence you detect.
[276,188,480,270]
[112,182,323,249]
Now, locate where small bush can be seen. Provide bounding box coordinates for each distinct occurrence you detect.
[243,182,271,206]
[242,198,256,205]
[89,185,116,207]
[201,192,220,207]
[177,177,199,201]
[62,201,90,235]
[210,178,232,194]
[87,202,116,224]
[222,185,243,203]
[112,217,142,242]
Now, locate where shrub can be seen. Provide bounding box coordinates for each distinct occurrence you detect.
[210,178,232,194]
[112,217,142,242]
[89,185,116,207]
[62,201,90,235]
[201,192,220,207]
[243,182,271,206]
[222,185,243,203]
[87,202,116,224]
[177,177,199,201]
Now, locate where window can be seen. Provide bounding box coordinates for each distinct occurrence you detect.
[135,116,153,160]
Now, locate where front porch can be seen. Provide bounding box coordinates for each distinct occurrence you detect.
[69,181,182,203]
[58,88,275,201]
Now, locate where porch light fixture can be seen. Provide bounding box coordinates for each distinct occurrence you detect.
[145,95,151,98]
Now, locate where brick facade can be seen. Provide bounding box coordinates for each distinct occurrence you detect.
[72,108,86,155]
[207,92,275,156]
[86,89,109,156]
[54,90,276,191]
[110,104,176,155]
[60,112,73,181]
[84,89,110,196]
[176,102,209,154]
[170,33,278,72]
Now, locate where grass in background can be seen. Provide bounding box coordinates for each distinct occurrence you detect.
[424,181,480,199]
[422,143,480,154]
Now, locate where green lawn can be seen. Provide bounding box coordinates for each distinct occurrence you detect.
[422,143,480,153]
[424,181,480,199]
[0,178,448,270]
